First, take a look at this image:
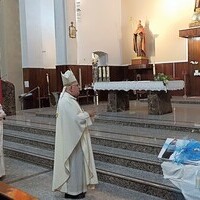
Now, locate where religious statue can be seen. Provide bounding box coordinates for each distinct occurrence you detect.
[133,20,146,57]
[194,0,200,11]
[69,22,77,38]
[190,0,200,27]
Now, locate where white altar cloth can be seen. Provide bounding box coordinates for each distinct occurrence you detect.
[93,80,184,92]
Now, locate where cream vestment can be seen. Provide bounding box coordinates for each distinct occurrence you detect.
[52,92,98,195]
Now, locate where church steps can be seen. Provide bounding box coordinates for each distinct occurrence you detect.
[3,130,54,151]
[3,121,163,155]
[2,109,190,199]
[3,129,162,174]
[93,144,162,174]
[96,161,184,200]
[3,141,182,199]
[91,136,161,155]
[4,141,54,168]
[3,123,55,137]
[90,122,200,140]
[94,113,200,133]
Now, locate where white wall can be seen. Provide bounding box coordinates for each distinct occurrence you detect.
[76,0,122,65]
[19,0,195,67]
[41,0,56,68]
[65,0,77,65]
[20,0,56,68]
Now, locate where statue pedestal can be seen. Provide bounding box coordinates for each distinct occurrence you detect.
[107,91,129,112]
[132,57,149,65]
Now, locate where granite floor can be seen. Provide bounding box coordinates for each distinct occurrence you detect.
[1,156,157,200]
[1,96,200,200]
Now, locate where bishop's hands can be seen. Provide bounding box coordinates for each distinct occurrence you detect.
[87,110,96,118]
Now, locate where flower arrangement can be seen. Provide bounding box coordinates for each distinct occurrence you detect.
[154,73,171,86]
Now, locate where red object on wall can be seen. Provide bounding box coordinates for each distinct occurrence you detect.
[0,79,2,104]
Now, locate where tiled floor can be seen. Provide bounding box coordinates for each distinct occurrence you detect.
[2,96,200,199]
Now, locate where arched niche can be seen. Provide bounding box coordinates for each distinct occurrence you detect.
[92,51,108,66]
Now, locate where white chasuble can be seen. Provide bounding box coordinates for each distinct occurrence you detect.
[52,92,98,194]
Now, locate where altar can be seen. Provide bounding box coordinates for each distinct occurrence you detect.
[93,80,185,114]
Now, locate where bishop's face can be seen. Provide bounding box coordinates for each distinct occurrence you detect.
[70,82,80,97]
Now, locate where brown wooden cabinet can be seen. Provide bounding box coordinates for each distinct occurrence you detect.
[188,39,200,96]
[179,27,200,96]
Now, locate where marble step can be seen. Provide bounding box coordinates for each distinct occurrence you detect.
[3,129,54,150]
[93,144,162,174]
[5,119,200,150]
[3,124,162,155]
[3,130,162,174]
[90,122,200,147]
[94,113,200,133]
[96,161,184,200]
[3,141,182,199]
[3,122,55,137]
[4,140,54,168]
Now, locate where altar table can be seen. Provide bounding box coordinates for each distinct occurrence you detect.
[93,80,185,114]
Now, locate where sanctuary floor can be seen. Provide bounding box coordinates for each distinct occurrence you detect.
[1,96,200,200]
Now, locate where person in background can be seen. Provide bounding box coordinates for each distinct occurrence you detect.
[52,70,98,199]
[133,20,146,57]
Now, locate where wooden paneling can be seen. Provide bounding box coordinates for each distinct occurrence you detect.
[128,64,153,80]
[23,68,57,108]
[109,66,128,81]
[155,62,189,96]
[188,39,200,96]
[155,63,173,78]
[56,65,93,92]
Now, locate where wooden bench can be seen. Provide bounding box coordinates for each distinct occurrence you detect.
[0,182,38,200]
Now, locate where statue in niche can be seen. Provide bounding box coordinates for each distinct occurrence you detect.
[133,20,146,57]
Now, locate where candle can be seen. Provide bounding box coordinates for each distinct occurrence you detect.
[153,64,156,76]
[79,68,82,90]
[103,67,106,78]
[46,73,49,83]
[98,67,102,79]
[106,66,110,78]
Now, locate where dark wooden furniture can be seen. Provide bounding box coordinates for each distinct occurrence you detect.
[179,27,200,96]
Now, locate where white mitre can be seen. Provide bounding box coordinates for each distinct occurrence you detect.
[61,70,77,86]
